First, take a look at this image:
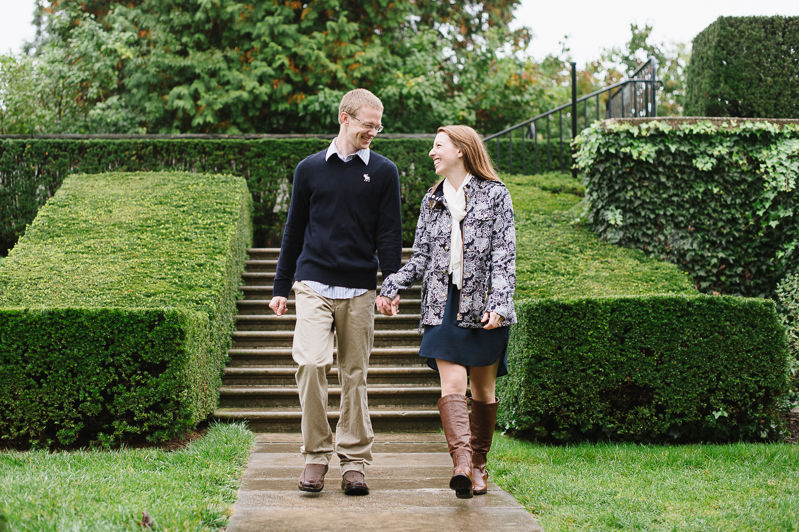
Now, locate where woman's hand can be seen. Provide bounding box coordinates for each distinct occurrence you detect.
[481,311,504,330]
[376,295,400,316]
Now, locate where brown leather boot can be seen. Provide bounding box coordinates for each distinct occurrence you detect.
[437,394,473,499]
[470,397,499,495]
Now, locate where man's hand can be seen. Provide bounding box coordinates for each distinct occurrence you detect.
[269,296,288,316]
[481,311,504,330]
[376,295,400,317]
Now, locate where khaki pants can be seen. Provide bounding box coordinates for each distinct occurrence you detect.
[292,281,376,474]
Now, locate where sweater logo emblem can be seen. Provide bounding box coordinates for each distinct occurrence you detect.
[363,174,371,182]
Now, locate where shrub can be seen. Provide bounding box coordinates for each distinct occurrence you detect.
[0,137,437,254]
[497,295,790,443]
[492,137,574,177]
[575,117,799,297]
[776,272,799,405]
[685,16,799,119]
[0,172,252,447]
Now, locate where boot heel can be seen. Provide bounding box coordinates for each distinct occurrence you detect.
[449,473,473,499]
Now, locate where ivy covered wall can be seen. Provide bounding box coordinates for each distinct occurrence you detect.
[575,117,799,298]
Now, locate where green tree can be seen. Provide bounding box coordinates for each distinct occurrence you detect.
[12,0,551,135]
[1,7,139,134]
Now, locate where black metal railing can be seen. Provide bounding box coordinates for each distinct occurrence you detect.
[484,57,659,177]
[606,58,659,119]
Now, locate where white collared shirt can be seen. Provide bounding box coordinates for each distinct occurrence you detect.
[325,137,371,165]
[301,138,371,300]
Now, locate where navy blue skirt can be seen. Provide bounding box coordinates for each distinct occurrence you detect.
[418,275,509,378]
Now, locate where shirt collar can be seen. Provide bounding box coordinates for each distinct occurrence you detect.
[325,138,370,165]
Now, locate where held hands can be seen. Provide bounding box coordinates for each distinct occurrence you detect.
[481,311,504,330]
[269,296,288,316]
[376,295,400,316]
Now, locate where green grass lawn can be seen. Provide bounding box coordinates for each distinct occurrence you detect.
[498,173,798,531]
[490,435,799,532]
[504,173,696,300]
[0,423,254,531]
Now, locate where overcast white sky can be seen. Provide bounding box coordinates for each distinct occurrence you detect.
[2,0,799,64]
[514,0,799,64]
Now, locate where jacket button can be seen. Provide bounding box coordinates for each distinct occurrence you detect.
[445,246,448,250]
[457,313,461,320]
[448,224,451,228]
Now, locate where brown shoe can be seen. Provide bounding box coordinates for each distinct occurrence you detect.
[298,464,328,492]
[341,470,370,496]
[470,397,499,495]
[437,393,473,499]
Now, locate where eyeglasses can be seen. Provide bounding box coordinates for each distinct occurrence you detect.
[347,113,384,133]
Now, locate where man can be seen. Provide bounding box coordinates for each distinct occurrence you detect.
[269,88,403,496]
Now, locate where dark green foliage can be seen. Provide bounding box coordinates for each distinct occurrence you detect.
[13,1,537,135]
[493,137,574,177]
[497,296,790,443]
[0,137,437,254]
[0,309,210,447]
[685,16,799,119]
[0,171,252,447]
[575,118,799,297]
[776,273,799,404]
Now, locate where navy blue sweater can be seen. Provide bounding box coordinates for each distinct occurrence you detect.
[272,149,403,298]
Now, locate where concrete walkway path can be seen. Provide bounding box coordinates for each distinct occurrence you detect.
[226,432,543,532]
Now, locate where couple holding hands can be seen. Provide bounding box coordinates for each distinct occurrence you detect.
[269,88,516,499]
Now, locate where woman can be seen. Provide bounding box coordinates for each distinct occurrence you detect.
[377,125,516,499]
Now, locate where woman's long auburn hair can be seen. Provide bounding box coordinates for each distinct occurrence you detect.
[437,125,500,181]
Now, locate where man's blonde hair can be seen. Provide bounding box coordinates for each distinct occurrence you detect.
[339,89,383,123]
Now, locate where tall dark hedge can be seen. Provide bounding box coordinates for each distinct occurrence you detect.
[497,295,790,443]
[685,16,799,118]
[0,136,438,255]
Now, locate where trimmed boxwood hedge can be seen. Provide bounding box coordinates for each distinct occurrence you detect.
[0,136,437,254]
[685,16,799,119]
[497,295,790,443]
[575,117,799,298]
[0,171,252,447]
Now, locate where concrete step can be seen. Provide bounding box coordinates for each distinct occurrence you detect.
[232,330,422,349]
[235,314,421,332]
[222,366,440,386]
[227,347,426,367]
[247,248,281,261]
[218,385,443,409]
[241,271,423,286]
[244,259,278,272]
[246,248,415,262]
[236,298,423,315]
[241,284,422,300]
[213,406,442,432]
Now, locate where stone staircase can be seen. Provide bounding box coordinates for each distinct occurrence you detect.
[213,248,442,432]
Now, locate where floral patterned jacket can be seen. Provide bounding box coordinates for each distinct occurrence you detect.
[381,176,517,330]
